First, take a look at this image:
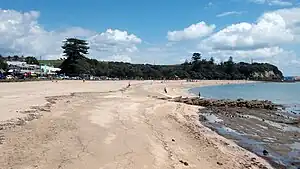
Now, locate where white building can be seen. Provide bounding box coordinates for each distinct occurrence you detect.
[40,65,61,75]
[7,61,41,74]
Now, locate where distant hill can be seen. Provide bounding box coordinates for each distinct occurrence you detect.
[39,60,64,67]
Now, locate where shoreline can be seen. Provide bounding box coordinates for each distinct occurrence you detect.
[0,80,273,169]
[184,83,299,168]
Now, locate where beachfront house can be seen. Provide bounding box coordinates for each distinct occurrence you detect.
[40,65,61,76]
[7,61,41,75]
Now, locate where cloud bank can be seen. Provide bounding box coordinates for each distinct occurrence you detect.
[0,9,141,62]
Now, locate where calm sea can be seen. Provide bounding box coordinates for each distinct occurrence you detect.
[189,82,300,115]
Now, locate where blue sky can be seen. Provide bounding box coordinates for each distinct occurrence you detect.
[1,0,300,75]
[0,0,270,39]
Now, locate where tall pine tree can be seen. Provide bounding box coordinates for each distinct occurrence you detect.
[60,38,91,76]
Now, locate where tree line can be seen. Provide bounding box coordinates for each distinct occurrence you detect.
[0,38,284,81]
[59,38,283,80]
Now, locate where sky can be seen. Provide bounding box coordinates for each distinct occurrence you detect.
[0,0,300,75]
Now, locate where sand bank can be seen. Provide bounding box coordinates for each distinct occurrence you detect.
[0,80,272,169]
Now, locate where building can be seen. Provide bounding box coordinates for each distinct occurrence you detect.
[40,65,61,75]
[283,76,296,82]
[7,61,41,75]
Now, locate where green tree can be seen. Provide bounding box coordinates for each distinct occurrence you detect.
[0,57,8,71]
[192,53,201,63]
[59,38,90,76]
[62,38,89,59]
[209,57,215,64]
[25,56,40,65]
[13,55,19,61]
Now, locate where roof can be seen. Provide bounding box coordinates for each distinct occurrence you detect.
[41,65,61,72]
[7,61,39,68]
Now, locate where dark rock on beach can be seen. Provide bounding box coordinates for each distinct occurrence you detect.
[263,150,269,156]
[172,97,279,110]
[197,106,300,169]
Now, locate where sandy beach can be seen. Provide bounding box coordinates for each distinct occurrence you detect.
[0,80,272,169]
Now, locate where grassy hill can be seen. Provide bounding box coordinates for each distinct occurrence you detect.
[39,60,64,67]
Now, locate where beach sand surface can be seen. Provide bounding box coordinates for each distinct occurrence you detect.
[0,80,272,169]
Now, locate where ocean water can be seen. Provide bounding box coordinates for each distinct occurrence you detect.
[190,82,300,115]
[190,82,300,168]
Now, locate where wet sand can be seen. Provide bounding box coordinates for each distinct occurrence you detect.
[0,80,272,169]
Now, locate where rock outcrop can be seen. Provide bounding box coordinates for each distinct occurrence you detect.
[171,97,278,110]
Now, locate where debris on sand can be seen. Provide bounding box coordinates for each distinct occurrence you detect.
[179,160,189,166]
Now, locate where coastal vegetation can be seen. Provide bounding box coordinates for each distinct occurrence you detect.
[39,59,63,68]
[1,38,284,81]
[59,38,283,80]
[0,56,8,71]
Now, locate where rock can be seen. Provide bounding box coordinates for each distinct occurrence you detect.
[173,96,183,102]
[172,139,175,142]
[263,150,269,156]
[217,162,223,165]
[179,160,189,166]
[199,115,208,122]
[171,97,278,110]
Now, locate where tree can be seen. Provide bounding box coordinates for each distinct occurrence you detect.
[62,38,89,60]
[0,57,8,71]
[224,56,237,79]
[57,48,283,80]
[192,53,201,63]
[209,57,215,64]
[13,55,19,61]
[228,56,233,64]
[59,38,90,76]
[25,56,40,65]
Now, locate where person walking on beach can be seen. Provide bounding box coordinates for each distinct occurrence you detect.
[164,87,168,93]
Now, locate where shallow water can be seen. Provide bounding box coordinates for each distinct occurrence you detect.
[190,82,300,115]
[192,82,300,169]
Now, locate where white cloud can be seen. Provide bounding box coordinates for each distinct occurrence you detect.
[196,7,300,75]
[0,9,141,61]
[216,11,246,17]
[167,22,216,41]
[1,8,299,75]
[205,46,285,61]
[90,29,141,44]
[202,8,300,51]
[249,0,293,6]
[202,46,300,75]
[205,2,214,8]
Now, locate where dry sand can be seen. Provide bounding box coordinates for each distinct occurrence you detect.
[0,80,272,169]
